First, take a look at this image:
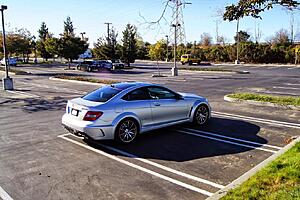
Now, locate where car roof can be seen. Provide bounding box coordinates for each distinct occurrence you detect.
[112,82,159,88]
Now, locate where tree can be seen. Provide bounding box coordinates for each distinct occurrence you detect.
[148,40,165,61]
[64,16,74,36]
[37,22,51,61]
[270,29,290,45]
[93,27,119,60]
[45,37,59,61]
[0,28,32,61]
[234,31,251,43]
[121,24,138,67]
[58,35,88,68]
[223,0,299,21]
[200,33,212,47]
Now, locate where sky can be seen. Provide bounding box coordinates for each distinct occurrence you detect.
[1,0,299,46]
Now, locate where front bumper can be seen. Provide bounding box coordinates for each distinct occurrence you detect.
[61,113,115,140]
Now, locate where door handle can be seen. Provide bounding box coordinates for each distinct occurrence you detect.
[154,102,160,106]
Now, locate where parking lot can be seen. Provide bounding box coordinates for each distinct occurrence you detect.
[0,62,300,199]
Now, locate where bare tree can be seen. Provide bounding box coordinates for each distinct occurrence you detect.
[200,33,212,47]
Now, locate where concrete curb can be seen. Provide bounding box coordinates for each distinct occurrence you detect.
[207,136,300,200]
[224,95,300,111]
[179,70,235,74]
[214,63,300,68]
[49,77,106,86]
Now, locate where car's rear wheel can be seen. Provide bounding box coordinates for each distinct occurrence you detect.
[115,119,139,143]
[87,66,92,72]
[194,105,209,125]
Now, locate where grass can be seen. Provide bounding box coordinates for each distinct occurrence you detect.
[0,66,30,75]
[179,67,234,72]
[53,75,119,85]
[222,141,300,200]
[228,93,300,107]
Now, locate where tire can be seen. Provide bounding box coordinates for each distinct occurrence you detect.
[193,104,209,125]
[188,61,192,66]
[181,62,185,65]
[77,66,81,70]
[87,67,92,72]
[115,119,139,144]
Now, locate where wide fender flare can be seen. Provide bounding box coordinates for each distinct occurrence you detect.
[190,100,211,121]
[112,112,142,133]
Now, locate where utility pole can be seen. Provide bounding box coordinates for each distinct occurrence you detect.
[165,35,169,62]
[170,0,191,76]
[235,18,240,65]
[1,5,13,90]
[104,22,112,43]
[80,32,86,40]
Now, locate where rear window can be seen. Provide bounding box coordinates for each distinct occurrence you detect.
[82,83,135,102]
[182,56,187,58]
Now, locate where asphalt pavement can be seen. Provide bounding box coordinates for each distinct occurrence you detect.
[0,61,299,199]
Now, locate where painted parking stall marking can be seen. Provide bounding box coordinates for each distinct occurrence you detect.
[212,111,300,129]
[174,129,279,153]
[58,134,221,197]
[0,186,13,200]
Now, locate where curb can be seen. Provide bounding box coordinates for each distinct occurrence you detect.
[214,63,300,68]
[207,136,300,200]
[224,95,300,111]
[179,70,235,74]
[49,77,106,86]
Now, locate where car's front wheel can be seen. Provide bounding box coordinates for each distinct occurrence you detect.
[194,105,209,125]
[115,119,139,143]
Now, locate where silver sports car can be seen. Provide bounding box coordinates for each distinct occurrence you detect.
[62,82,211,143]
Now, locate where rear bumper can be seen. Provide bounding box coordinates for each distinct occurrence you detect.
[61,113,115,140]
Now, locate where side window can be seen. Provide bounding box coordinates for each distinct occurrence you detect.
[147,87,176,99]
[122,88,150,101]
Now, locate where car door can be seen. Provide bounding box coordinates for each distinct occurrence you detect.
[121,88,152,127]
[147,86,189,125]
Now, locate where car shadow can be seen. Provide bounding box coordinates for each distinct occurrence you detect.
[84,117,266,162]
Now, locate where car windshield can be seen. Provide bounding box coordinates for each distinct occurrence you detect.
[82,83,135,102]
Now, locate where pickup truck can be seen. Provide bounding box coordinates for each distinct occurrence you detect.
[181,54,201,65]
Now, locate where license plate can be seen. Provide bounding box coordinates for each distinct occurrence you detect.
[71,109,79,116]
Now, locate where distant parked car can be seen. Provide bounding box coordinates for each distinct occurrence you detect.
[0,58,17,66]
[76,60,99,72]
[98,60,113,70]
[76,60,113,72]
[109,59,125,69]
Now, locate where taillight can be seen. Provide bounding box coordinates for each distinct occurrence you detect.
[83,111,103,121]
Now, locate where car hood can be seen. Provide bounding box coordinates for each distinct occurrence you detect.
[178,92,205,100]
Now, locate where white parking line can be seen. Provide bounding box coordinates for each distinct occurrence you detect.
[180,128,282,150]
[6,90,40,98]
[0,186,13,200]
[284,83,300,86]
[175,130,277,153]
[58,135,214,196]
[273,86,300,90]
[212,111,300,129]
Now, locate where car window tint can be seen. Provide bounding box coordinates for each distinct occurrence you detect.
[83,86,122,102]
[123,88,150,101]
[147,87,176,99]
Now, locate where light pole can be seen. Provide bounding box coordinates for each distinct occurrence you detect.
[1,5,13,90]
[235,18,240,65]
[171,23,180,76]
[165,35,169,62]
[80,32,86,40]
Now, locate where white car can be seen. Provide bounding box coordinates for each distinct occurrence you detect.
[0,58,17,66]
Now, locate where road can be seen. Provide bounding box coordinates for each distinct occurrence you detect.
[0,61,299,199]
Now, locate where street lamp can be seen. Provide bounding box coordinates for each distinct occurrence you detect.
[80,32,86,41]
[1,5,13,90]
[235,18,240,65]
[171,23,180,76]
[165,35,169,62]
